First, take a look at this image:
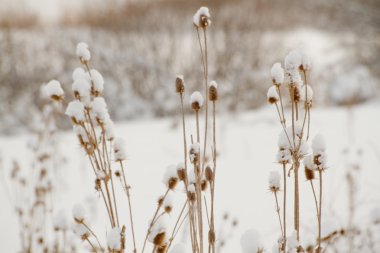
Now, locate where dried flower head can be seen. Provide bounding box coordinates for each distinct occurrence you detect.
[209,81,218,101]
[76,42,91,63]
[269,171,281,192]
[163,165,179,190]
[193,7,211,29]
[176,163,186,181]
[46,80,64,101]
[271,63,285,86]
[205,165,213,181]
[190,91,204,110]
[175,75,185,93]
[267,86,280,104]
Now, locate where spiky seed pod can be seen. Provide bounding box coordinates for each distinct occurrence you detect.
[304,168,315,181]
[157,196,164,206]
[115,170,121,177]
[153,232,166,247]
[209,81,218,101]
[190,91,203,111]
[177,167,186,181]
[201,179,208,191]
[95,179,101,191]
[175,76,185,93]
[164,206,172,213]
[167,177,178,190]
[157,245,168,253]
[205,165,213,181]
[208,230,216,244]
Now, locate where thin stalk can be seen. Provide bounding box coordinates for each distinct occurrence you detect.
[165,201,188,252]
[317,170,323,253]
[119,161,137,253]
[274,192,284,238]
[209,101,217,253]
[282,164,287,253]
[85,238,98,253]
[82,222,103,251]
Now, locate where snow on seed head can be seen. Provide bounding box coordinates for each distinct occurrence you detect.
[53,209,68,231]
[209,80,218,101]
[72,78,91,100]
[76,42,91,63]
[285,51,302,72]
[276,149,291,164]
[104,119,115,141]
[163,191,174,213]
[169,243,187,253]
[300,84,313,104]
[72,203,86,223]
[187,184,196,202]
[72,67,86,81]
[92,97,109,123]
[176,163,186,181]
[107,227,122,251]
[113,138,127,162]
[46,80,64,101]
[163,164,179,190]
[149,214,169,246]
[240,229,263,253]
[89,69,104,95]
[190,91,204,110]
[287,231,299,250]
[74,223,89,240]
[267,86,279,104]
[189,143,200,163]
[65,100,85,124]
[300,52,311,71]
[312,134,326,154]
[175,75,185,93]
[271,63,284,86]
[193,7,211,28]
[269,171,280,192]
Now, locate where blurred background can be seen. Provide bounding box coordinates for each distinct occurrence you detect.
[0,0,379,133]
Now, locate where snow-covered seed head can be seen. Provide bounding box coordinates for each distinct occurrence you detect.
[163,192,174,213]
[169,243,187,253]
[241,229,264,253]
[300,85,313,105]
[269,171,281,192]
[72,78,91,100]
[303,155,315,180]
[287,231,299,250]
[113,138,127,162]
[46,80,64,101]
[189,143,200,163]
[201,176,208,191]
[74,223,90,240]
[205,165,213,182]
[65,100,85,125]
[271,63,285,86]
[76,42,91,63]
[89,69,104,96]
[300,53,311,71]
[149,215,169,247]
[190,91,204,110]
[267,86,280,104]
[285,50,302,72]
[92,97,109,124]
[209,81,218,101]
[72,203,86,223]
[175,75,185,93]
[276,148,291,165]
[312,134,326,155]
[193,7,211,29]
[176,163,186,181]
[163,165,179,190]
[107,227,122,251]
[187,184,196,202]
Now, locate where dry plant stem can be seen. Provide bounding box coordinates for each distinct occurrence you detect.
[294,163,300,240]
[82,222,103,251]
[119,161,137,253]
[275,102,293,149]
[282,164,287,252]
[310,181,320,217]
[209,101,217,253]
[141,189,170,253]
[201,28,209,174]
[165,200,188,252]
[274,192,284,238]
[276,86,286,125]
[85,238,98,253]
[317,170,323,253]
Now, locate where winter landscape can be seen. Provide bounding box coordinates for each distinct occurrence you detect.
[0,0,379,253]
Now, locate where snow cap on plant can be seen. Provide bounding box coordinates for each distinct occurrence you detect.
[189,142,200,163]
[73,223,89,240]
[92,97,109,123]
[89,69,104,96]
[190,91,204,110]
[300,85,313,104]
[312,134,326,155]
[269,171,280,192]
[209,80,218,101]
[163,164,178,190]
[193,7,211,28]
[175,75,185,93]
[76,42,91,63]
[271,63,285,86]
[303,155,315,180]
[107,227,122,251]
[65,100,85,124]
[277,149,291,164]
[72,203,86,223]
[113,138,127,162]
[187,184,196,202]
[72,78,91,100]
[241,229,264,253]
[46,80,64,101]
[267,86,279,104]
[104,120,115,141]
[72,67,87,81]
[163,191,174,213]
[149,214,169,247]
[285,50,302,72]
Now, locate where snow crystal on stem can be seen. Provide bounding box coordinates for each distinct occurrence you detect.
[240,229,263,253]
[65,100,85,124]
[269,171,280,192]
[107,227,122,251]
[46,80,64,100]
[193,7,211,28]
[76,42,91,62]
[271,63,284,85]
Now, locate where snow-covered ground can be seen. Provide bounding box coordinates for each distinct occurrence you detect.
[1,102,380,252]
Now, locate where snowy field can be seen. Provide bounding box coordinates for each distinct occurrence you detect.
[1,102,379,252]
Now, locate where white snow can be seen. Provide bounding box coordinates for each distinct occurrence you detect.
[284,50,302,72]
[72,203,86,222]
[107,227,122,251]
[76,42,91,62]
[45,80,64,98]
[162,164,178,186]
[92,97,109,122]
[270,63,284,85]
[240,229,263,253]
[312,133,326,154]
[209,80,218,89]
[89,69,105,94]
[72,67,86,81]
[268,171,280,191]
[300,84,313,102]
[193,7,211,28]
[72,78,91,99]
[65,100,86,122]
[267,86,279,103]
[190,91,204,108]
[113,137,127,161]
